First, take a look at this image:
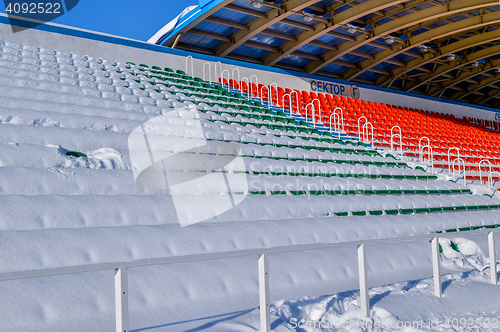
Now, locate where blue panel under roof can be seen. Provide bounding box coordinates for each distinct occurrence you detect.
[251,33,286,48]
[323,62,351,74]
[297,44,325,56]
[279,54,313,67]
[231,0,272,15]
[269,21,305,36]
[316,34,346,47]
[357,70,382,82]
[180,34,222,50]
[231,45,271,59]
[393,53,416,63]
[412,27,429,36]
[375,62,396,72]
[357,44,381,56]
[338,53,363,64]
[211,8,256,26]
[195,21,239,37]
[285,12,318,27]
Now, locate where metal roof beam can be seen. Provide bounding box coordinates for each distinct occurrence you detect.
[263,0,407,67]
[225,4,267,18]
[188,29,231,42]
[214,0,320,57]
[306,0,498,75]
[372,12,500,88]
[402,30,500,91]
[425,44,500,97]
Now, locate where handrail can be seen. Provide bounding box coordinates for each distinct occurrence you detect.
[231,68,240,87]
[329,112,341,139]
[479,159,492,184]
[241,77,249,99]
[488,171,500,195]
[390,126,403,157]
[260,85,269,106]
[250,75,258,99]
[290,90,300,115]
[333,107,344,132]
[305,103,313,126]
[421,144,434,173]
[0,228,496,331]
[202,62,211,83]
[305,100,320,128]
[214,61,223,84]
[185,55,193,77]
[448,147,460,172]
[419,137,431,163]
[357,116,367,140]
[362,122,374,145]
[281,94,292,113]
[269,83,278,107]
[452,157,466,186]
[221,69,230,90]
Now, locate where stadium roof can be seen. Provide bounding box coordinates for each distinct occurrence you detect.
[150,0,500,109]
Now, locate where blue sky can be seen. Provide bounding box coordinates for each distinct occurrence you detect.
[0,0,199,41]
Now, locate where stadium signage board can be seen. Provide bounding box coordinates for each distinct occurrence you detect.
[310,79,360,99]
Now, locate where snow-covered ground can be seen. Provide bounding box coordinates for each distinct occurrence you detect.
[0,39,499,331]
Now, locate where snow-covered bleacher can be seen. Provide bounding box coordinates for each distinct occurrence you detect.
[0,39,499,331]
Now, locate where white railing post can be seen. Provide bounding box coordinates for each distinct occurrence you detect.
[241,77,249,99]
[333,107,344,132]
[270,83,278,106]
[480,159,492,185]
[419,137,430,163]
[358,244,369,317]
[362,122,374,145]
[390,126,403,157]
[358,116,367,140]
[258,253,271,332]
[115,267,129,332]
[221,70,230,90]
[488,171,500,195]
[185,55,193,77]
[202,62,211,83]
[250,75,258,100]
[489,231,497,285]
[431,237,442,297]
[452,157,466,186]
[448,147,460,172]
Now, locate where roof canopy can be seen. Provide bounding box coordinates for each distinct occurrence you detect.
[153,0,500,109]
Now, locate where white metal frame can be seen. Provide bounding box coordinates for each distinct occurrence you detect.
[390,126,403,157]
[185,55,193,77]
[448,147,460,172]
[488,171,500,195]
[362,122,374,145]
[0,229,497,331]
[333,107,344,132]
[250,75,258,99]
[221,69,230,90]
[421,144,434,173]
[269,83,278,107]
[202,62,211,83]
[480,159,492,185]
[452,157,466,186]
[329,112,341,138]
[231,68,240,89]
[358,116,367,141]
[260,85,269,106]
[419,137,431,163]
[241,77,249,100]
[214,61,223,84]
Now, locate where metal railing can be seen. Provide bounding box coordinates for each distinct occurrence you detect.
[0,228,496,332]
